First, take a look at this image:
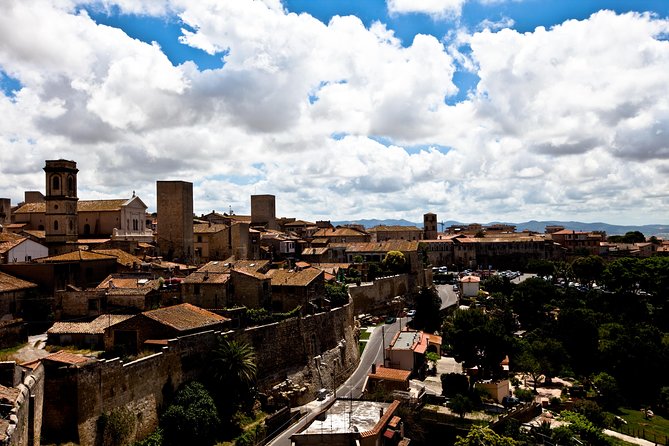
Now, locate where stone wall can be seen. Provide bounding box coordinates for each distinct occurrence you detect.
[348,274,410,315]
[1,363,44,446]
[45,300,357,445]
[0,320,27,349]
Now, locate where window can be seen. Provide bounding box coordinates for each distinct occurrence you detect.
[194,284,201,295]
[67,175,74,195]
[52,175,60,190]
[88,299,99,311]
[54,220,59,230]
[133,219,139,231]
[69,220,74,231]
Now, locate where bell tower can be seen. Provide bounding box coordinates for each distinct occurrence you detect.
[44,159,79,247]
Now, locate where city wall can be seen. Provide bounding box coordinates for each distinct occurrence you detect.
[348,274,409,315]
[46,300,357,446]
[0,363,44,446]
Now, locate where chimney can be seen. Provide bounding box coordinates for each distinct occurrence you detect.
[371,363,376,374]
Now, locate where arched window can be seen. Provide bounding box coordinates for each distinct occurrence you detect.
[54,220,59,231]
[84,224,91,235]
[67,176,74,195]
[52,176,60,191]
[69,220,74,231]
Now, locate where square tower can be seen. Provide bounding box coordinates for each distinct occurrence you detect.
[44,159,79,246]
[157,181,194,261]
[423,212,438,240]
[251,194,277,230]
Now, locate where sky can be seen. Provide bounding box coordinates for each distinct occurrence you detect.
[1,0,669,226]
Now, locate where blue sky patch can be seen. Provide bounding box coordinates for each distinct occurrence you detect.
[82,5,225,70]
[0,70,22,99]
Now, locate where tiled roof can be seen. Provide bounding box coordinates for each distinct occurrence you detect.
[193,223,228,234]
[14,199,131,214]
[313,227,369,237]
[0,233,22,243]
[97,276,159,289]
[142,303,228,331]
[283,220,315,227]
[20,230,46,239]
[267,267,322,286]
[182,271,230,284]
[0,271,38,293]
[368,366,411,382]
[0,384,20,404]
[37,250,117,263]
[42,350,95,365]
[301,247,328,255]
[344,240,418,253]
[0,237,25,254]
[48,315,133,334]
[461,275,481,283]
[92,249,143,267]
[369,225,421,232]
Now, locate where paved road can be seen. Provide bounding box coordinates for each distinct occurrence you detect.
[267,320,401,446]
[435,284,459,310]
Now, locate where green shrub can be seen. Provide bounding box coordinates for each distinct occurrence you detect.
[99,407,136,446]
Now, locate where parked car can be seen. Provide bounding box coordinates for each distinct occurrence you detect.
[406,310,416,317]
[385,315,396,324]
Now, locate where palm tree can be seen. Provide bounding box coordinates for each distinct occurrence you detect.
[211,337,257,410]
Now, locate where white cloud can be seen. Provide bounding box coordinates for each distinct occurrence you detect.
[387,0,467,19]
[1,2,669,226]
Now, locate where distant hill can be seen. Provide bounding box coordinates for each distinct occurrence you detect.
[332,219,669,237]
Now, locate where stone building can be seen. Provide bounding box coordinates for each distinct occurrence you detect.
[267,267,325,312]
[193,221,255,261]
[368,225,423,242]
[156,181,194,261]
[44,159,79,253]
[251,194,278,230]
[423,212,438,240]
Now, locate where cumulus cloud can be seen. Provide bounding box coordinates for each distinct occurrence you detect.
[1,1,669,225]
[387,0,468,19]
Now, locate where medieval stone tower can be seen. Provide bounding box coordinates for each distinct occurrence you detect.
[44,159,79,248]
[251,194,278,230]
[423,212,438,240]
[156,180,194,261]
[0,198,10,227]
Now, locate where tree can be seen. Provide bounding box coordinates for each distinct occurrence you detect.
[210,337,257,412]
[441,373,469,398]
[324,282,348,307]
[383,250,406,273]
[571,255,605,285]
[160,381,220,446]
[411,286,442,333]
[454,426,517,446]
[592,372,621,410]
[449,393,474,419]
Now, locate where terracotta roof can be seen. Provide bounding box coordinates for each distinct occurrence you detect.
[313,227,369,237]
[369,366,411,382]
[344,240,418,253]
[37,250,117,263]
[182,271,230,284]
[193,223,228,234]
[92,249,143,267]
[369,225,422,232]
[14,199,131,214]
[42,350,95,366]
[0,271,38,292]
[97,276,159,289]
[388,416,401,429]
[20,230,46,239]
[48,315,133,334]
[301,247,328,255]
[295,261,311,268]
[283,220,315,227]
[142,303,228,331]
[0,237,26,254]
[0,233,23,243]
[0,384,20,405]
[460,275,481,283]
[267,267,323,286]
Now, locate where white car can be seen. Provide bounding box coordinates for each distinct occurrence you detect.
[406,310,416,317]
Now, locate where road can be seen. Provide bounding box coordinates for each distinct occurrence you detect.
[267,319,401,446]
[435,284,459,310]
